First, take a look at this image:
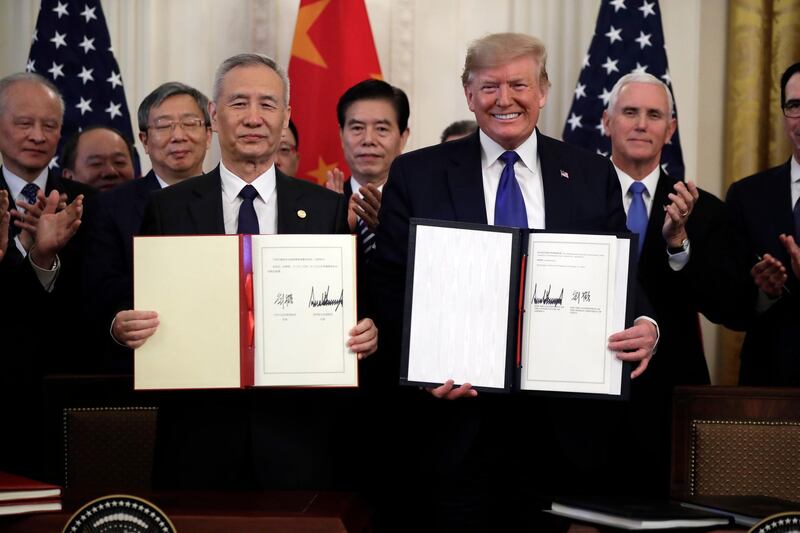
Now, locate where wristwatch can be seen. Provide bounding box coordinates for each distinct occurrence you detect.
[667,238,689,255]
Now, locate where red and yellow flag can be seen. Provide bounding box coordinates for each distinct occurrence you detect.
[288,0,382,184]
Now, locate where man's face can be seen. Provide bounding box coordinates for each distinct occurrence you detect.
[65,128,134,191]
[340,99,408,184]
[603,82,676,172]
[275,126,299,177]
[140,94,211,182]
[0,81,62,180]
[783,72,800,161]
[464,55,548,150]
[210,64,289,168]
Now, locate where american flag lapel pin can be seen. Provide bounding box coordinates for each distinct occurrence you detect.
[560,169,569,179]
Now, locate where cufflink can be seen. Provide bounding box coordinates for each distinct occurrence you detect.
[297,209,307,219]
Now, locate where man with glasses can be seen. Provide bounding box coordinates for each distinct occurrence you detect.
[727,62,800,385]
[275,118,300,177]
[82,82,212,369]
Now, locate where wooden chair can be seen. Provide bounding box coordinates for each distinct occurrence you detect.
[671,386,800,503]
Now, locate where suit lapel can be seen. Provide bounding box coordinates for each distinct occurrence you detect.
[446,132,487,224]
[639,170,674,265]
[537,132,572,231]
[186,167,226,234]
[276,170,305,233]
[770,161,795,235]
[135,171,161,223]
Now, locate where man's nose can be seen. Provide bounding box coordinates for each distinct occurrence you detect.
[496,85,512,106]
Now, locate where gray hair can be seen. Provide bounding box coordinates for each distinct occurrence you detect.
[0,72,65,118]
[212,53,290,107]
[137,81,211,133]
[606,72,674,117]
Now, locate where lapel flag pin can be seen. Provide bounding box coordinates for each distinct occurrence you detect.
[297,209,307,219]
[560,170,569,179]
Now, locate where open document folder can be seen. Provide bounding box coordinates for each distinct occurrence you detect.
[133,234,357,390]
[400,219,636,399]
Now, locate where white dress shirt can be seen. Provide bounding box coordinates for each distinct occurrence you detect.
[219,161,278,235]
[791,155,800,210]
[479,129,545,229]
[614,163,689,271]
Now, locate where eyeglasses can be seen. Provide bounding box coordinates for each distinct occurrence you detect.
[148,117,207,135]
[278,144,297,156]
[783,99,800,118]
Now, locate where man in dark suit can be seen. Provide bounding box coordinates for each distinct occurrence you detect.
[114,54,377,490]
[727,62,800,386]
[81,82,212,371]
[60,126,135,192]
[0,72,89,479]
[602,72,741,496]
[370,33,658,531]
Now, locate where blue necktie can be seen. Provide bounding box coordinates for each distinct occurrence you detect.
[20,183,39,206]
[237,185,260,235]
[627,181,648,254]
[494,151,528,228]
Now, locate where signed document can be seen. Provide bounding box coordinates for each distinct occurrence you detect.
[134,234,356,390]
[520,233,628,395]
[401,219,634,398]
[252,235,357,387]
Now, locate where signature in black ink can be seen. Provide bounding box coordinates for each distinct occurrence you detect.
[570,290,592,303]
[308,286,344,311]
[532,283,564,307]
[274,293,294,309]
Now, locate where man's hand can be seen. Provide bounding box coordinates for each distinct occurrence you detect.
[608,318,658,378]
[348,317,378,360]
[325,167,346,194]
[354,183,382,232]
[0,190,9,263]
[12,190,68,251]
[779,233,800,280]
[15,191,84,269]
[426,379,478,400]
[662,180,698,247]
[112,309,160,349]
[750,254,787,298]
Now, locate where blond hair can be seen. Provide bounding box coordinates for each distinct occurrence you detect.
[461,33,551,89]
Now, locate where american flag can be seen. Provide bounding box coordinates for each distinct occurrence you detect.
[25,0,139,172]
[562,0,684,179]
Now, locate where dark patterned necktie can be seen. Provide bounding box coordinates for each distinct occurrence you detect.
[20,183,40,206]
[494,151,528,228]
[237,185,260,235]
[357,217,375,254]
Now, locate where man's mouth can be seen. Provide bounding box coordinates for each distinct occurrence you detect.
[493,112,521,120]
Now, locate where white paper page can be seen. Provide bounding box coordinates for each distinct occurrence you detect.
[406,225,513,389]
[252,234,357,387]
[520,233,624,395]
[134,236,241,389]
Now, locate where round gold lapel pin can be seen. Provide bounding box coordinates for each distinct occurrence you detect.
[297,209,307,219]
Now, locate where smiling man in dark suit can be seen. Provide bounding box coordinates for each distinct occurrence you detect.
[113,53,377,490]
[81,82,212,370]
[602,72,741,497]
[370,33,659,531]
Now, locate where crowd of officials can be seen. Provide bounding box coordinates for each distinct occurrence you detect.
[1,32,799,532]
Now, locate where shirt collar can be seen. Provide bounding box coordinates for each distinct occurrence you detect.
[349,175,385,194]
[3,166,49,201]
[791,154,800,184]
[153,172,169,189]
[479,129,539,173]
[613,162,661,197]
[219,161,276,203]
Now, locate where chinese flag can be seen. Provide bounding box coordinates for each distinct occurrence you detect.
[288,0,382,184]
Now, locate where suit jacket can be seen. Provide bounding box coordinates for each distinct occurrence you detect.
[139,165,353,491]
[0,169,95,481]
[726,160,800,385]
[81,170,161,371]
[367,130,637,523]
[140,165,347,236]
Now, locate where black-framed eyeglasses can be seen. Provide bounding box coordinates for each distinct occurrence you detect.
[783,99,800,118]
[148,117,207,134]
